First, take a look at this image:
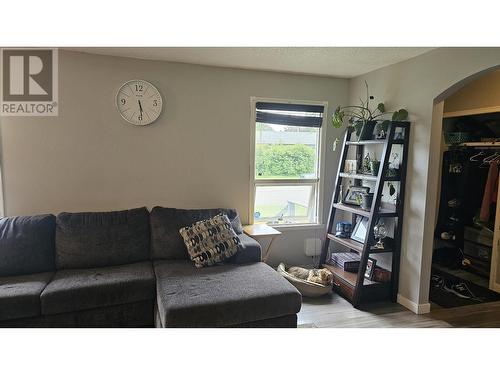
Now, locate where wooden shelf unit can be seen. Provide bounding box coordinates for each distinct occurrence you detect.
[319,121,410,307]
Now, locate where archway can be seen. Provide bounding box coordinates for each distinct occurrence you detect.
[421,64,500,309]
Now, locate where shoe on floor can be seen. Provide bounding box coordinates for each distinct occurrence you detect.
[443,282,481,300]
[447,198,461,208]
[440,231,456,240]
[431,274,444,289]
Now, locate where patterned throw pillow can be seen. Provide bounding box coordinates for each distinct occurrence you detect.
[179,213,241,268]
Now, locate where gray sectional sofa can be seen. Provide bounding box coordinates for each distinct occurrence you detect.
[0,207,301,327]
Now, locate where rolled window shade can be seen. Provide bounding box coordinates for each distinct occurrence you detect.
[256,102,324,128]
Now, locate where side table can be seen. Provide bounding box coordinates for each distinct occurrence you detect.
[243,224,282,263]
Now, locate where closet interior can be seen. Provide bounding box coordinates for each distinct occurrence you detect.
[431,111,500,307]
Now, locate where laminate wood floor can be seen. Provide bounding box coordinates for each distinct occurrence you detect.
[297,292,500,328]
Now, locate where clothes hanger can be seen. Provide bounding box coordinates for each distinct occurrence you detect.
[479,152,500,168]
[470,151,485,162]
[483,152,499,163]
[488,155,500,164]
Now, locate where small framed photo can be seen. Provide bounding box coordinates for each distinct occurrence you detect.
[351,217,369,243]
[394,128,405,140]
[344,186,370,206]
[364,258,377,280]
[344,159,357,174]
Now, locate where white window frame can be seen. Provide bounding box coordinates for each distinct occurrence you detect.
[249,97,328,228]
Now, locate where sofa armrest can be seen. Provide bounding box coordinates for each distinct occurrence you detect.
[228,233,262,264]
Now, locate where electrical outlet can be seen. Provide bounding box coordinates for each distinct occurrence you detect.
[304,238,322,256]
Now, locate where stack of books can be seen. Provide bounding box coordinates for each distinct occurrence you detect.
[329,252,361,273]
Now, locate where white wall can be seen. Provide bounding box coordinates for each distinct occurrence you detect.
[349,48,500,309]
[0,50,349,266]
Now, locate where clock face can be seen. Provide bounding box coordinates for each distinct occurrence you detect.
[116,79,163,126]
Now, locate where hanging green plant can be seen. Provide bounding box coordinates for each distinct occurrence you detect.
[332,82,408,150]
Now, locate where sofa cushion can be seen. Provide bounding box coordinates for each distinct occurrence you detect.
[0,214,56,277]
[154,260,301,327]
[180,214,241,268]
[227,233,262,264]
[55,207,150,269]
[40,261,155,315]
[0,272,54,321]
[150,207,243,260]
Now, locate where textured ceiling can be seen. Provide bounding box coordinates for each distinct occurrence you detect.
[68,47,434,78]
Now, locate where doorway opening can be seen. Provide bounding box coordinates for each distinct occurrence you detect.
[429,68,500,308]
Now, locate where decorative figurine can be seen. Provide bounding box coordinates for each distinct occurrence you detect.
[373,221,387,249]
[363,153,371,174]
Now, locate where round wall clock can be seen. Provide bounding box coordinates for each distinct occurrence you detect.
[115,79,163,126]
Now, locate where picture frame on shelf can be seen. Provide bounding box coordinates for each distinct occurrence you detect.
[394,128,405,140]
[343,186,370,206]
[364,258,377,280]
[350,217,369,243]
[344,159,357,174]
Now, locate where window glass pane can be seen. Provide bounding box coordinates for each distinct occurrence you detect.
[255,123,319,179]
[254,185,317,224]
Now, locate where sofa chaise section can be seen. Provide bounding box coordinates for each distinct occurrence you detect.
[150,206,301,328]
[154,260,301,327]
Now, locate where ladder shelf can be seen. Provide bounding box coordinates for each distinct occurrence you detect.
[319,121,410,307]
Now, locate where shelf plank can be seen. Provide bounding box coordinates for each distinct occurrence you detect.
[333,203,398,218]
[340,172,401,182]
[323,263,377,286]
[339,172,377,181]
[346,139,404,146]
[384,176,402,182]
[377,208,399,217]
[323,263,358,286]
[333,203,370,217]
[346,140,385,145]
[454,141,500,147]
[370,247,395,254]
[327,234,364,252]
[327,233,394,254]
[443,106,500,119]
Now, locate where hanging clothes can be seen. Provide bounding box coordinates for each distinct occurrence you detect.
[480,161,499,222]
[435,149,489,243]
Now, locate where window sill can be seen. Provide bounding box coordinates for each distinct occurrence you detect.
[266,223,325,231]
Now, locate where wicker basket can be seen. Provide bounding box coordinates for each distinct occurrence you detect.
[444,132,472,145]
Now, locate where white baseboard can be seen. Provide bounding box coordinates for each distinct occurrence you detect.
[397,294,431,314]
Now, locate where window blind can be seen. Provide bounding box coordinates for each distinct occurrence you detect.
[256,102,324,128]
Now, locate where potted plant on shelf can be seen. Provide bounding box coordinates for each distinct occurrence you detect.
[332,82,408,149]
[370,156,381,176]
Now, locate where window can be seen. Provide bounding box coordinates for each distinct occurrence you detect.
[251,99,326,225]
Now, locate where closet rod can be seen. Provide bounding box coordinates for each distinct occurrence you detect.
[454,141,500,148]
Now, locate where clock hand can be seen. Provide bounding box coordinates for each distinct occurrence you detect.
[138,100,143,116]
